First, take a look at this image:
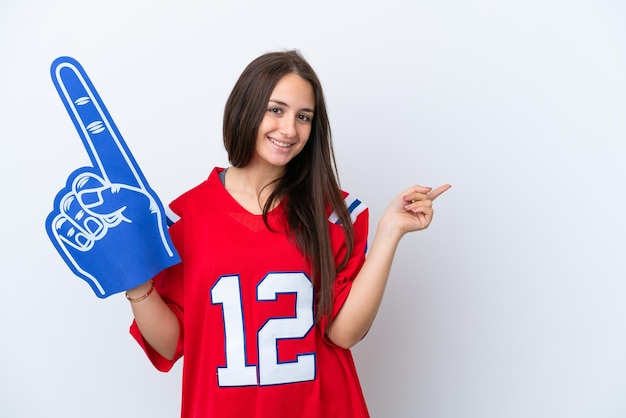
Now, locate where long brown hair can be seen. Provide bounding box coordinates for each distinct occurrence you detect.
[223,50,355,322]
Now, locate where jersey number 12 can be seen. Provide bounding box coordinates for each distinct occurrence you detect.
[211,272,316,386]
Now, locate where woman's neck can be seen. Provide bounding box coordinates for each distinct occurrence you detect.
[224,165,284,215]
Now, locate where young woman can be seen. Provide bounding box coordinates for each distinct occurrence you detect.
[126,50,450,418]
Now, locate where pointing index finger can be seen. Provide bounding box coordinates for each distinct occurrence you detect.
[51,57,144,188]
[427,184,452,201]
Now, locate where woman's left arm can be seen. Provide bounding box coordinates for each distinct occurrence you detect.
[326,184,451,349]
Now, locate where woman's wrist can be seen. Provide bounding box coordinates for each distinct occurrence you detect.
[125,280,155,303]
[376,216,406,242]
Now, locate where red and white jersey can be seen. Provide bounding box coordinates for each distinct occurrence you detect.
[130,167,370,418]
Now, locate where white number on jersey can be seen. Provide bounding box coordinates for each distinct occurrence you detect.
[211,272,316,387]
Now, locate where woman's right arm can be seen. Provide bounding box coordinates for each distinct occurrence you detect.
[127,280,180,360]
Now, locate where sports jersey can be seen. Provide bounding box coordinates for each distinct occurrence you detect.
[130,167,370,418]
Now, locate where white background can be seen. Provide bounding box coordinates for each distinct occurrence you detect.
[1,1,625,417]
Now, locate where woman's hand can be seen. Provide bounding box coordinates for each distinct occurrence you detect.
[380,184,451,236]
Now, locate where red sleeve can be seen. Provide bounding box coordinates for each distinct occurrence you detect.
[318,198,369,337]
[129,220,186,372]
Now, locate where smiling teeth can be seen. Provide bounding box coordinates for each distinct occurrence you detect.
[270,138,291,148]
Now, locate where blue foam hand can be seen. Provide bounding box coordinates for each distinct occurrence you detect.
[46,57,181,298]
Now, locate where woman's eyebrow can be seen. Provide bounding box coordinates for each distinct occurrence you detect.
[269,99,314,114]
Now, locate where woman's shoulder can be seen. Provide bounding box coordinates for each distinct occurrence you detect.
[328,190,368,226]
[168,167,225,218]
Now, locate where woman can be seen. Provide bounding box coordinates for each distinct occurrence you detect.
[126,50,450,417]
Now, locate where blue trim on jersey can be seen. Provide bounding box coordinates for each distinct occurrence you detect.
[347,198,361,215]
[166,206,180,227]
[328,194,367,225]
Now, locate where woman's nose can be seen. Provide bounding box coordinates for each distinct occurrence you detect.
[279,116,297,138]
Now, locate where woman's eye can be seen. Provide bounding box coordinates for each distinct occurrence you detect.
[299,114,312,122]
[268,107,281,114]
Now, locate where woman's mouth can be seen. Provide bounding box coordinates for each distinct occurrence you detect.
[269,137,292,148]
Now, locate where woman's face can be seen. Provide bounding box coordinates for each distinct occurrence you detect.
[252,73,315,169]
